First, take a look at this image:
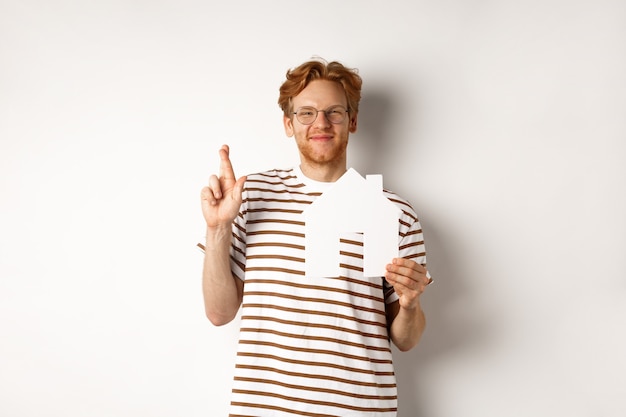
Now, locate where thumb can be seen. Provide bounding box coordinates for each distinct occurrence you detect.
[232,175,247,201]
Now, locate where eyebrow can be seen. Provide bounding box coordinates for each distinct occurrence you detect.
[295,104,347,109]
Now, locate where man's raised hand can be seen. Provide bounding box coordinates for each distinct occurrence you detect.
[200,145,247,229]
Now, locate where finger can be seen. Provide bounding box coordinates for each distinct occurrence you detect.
[200,185,218,206]
[386,262,430,288]
[218,144,237,183]
[388,274,428,297]
[385,265,415,286]
[387,264,420,283]
[392,257,427,274]
[232,175,248,201]
[208,174,222,200]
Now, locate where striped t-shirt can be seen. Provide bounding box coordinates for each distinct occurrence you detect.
[227,166,428,417]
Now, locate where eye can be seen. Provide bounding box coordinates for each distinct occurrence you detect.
[327,106,345,115]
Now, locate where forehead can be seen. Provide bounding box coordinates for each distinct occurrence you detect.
[292,80,348,108]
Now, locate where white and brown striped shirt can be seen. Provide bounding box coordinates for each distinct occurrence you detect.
[227,166,427,417]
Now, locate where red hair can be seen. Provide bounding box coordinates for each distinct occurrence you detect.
[278,58,362,117]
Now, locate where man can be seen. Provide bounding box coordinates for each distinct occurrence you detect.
[200,59,431,416]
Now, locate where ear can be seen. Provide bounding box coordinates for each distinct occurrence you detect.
[283,115,294,137]
[348,112,358,133]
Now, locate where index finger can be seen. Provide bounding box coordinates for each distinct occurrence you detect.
[392,258,427,273]
[218,144,236,181]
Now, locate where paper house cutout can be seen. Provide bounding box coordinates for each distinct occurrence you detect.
[304,168,402,278]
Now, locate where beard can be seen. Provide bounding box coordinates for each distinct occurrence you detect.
[296,134,349,168]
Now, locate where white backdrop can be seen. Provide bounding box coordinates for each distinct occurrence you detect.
[1,1,625,416]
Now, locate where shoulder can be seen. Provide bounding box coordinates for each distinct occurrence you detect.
[383,188,418,221]
[243,168,306,195]
[246,168,295,182]
[383,189,426,243]
[245,168,299,187]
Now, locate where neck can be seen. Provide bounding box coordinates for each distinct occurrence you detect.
[299,160,347,182]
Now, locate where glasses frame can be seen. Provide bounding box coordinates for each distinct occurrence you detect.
[291,105,350,125]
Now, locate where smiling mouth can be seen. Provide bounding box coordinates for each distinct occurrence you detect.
[310,134,333,141]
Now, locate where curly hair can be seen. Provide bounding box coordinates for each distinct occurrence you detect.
[278,58,362,118]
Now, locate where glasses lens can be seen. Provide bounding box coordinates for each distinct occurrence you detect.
[326,106,347,123]
[296,107,316,124]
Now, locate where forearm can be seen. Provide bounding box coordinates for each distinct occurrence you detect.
[389,303,426,352]
[202,225,242,326]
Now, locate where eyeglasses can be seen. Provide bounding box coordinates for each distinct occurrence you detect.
[292,105,350,125]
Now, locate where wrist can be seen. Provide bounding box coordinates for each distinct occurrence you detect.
[399,298,422,314]
[204,224,233,250]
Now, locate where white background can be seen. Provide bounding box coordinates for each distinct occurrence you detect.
[1,1,625,416]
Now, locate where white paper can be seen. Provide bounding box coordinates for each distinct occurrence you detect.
[304,168,401,278]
